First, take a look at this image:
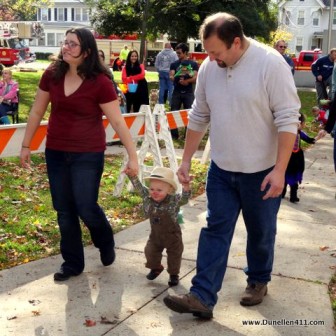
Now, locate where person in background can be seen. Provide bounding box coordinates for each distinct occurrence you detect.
[20,28,138,281]
[311,105,328,126]
[311,48,336,105]
[119,45,130,64]
[163,12,300,319]
[282,113,317,203]
[274,39,295,75]
[126,166,191,287]
[122,50,149,113]
[169,43,199,139]
[98,49,127,114]
[0,69,19,125]
[155,43,178,105]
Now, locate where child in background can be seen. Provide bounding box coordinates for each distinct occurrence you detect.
[282,113,318,203]
[312,105,328,126]
[125,166,191,286]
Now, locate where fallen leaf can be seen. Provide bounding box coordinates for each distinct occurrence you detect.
[7,316,17,320]
[319,246,329,251]
[84,319,96,327]
[32,310,41,316]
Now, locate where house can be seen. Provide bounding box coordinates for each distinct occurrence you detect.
[278,0,336,55]
[29,0,92,54]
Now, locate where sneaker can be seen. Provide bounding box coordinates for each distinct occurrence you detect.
[240,283,268,306]
[163,293,213,319]
[168,275,179,287]
[146,266,164,280]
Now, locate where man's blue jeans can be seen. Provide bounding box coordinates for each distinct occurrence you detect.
[190,161,281,309]
[158,71,173,104]
[45,149,114,274]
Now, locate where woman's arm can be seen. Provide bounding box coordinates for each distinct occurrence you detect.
[20,88,50,167]
[129,64,145,83]
[121,66,127,84]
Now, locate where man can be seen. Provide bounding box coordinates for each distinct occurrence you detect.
[311,48,336,104]
[163,12,300,319]
[119,45,130,63]
[274,39,295,75]
[155,42,178,105]
[169,43,199,139]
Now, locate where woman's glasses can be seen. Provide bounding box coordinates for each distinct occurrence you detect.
[60,41,80,49]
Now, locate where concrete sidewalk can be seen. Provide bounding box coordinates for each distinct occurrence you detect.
[0,137,335,336]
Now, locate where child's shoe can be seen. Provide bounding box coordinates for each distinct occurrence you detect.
[146,266,164,280]
[168,275,179,287]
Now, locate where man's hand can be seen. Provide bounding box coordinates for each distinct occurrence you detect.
[260,168,284,200]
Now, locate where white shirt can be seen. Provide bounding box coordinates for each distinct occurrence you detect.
[188,39,301,173]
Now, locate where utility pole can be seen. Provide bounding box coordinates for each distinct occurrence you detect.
[139,0,150,64]
[328,0,335,51]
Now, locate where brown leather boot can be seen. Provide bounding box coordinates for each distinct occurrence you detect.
[163,293,213,319]
[240,283,268,306]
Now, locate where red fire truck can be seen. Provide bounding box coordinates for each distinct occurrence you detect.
[0,22,43,66]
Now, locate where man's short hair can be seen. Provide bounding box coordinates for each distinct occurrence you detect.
[175,42,189,53]
[199,12,244,48]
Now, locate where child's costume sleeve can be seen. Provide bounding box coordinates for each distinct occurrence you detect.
[128,175,148,199]
[299,130,316,144]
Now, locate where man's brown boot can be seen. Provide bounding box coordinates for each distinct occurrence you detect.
[240,283,268,306]
[163,293,213,319]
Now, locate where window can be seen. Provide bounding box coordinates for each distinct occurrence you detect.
[41,8,48,21]
[312,11,320,26]
[56,33,64,47]
[333,11,336,25]
[47,33,55,46]
[296,37,303,52]
[58,8,64,21]
[38,36,45,46]
[83,8,90,21]
[75,8,81,21]
[298,11,305,25]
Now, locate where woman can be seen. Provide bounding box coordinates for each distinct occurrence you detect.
[20,28,138,281]
[121,50,149,113]
[0,69,19,125]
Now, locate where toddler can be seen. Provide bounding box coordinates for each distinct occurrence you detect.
[126,166,191,286]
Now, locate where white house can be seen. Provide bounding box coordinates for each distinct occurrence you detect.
[278,0,336,55]
[29,0,92,54]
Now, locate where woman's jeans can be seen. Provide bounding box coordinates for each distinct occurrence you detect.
[45,149,114,274]
[190,161,281,308]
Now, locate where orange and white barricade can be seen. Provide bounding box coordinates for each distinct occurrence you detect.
[0,114,146,159]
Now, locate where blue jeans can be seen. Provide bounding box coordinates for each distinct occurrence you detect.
[190,161,281,309]
[45,149,114,274]
[0,103,11,124]
[158,71,173,104]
